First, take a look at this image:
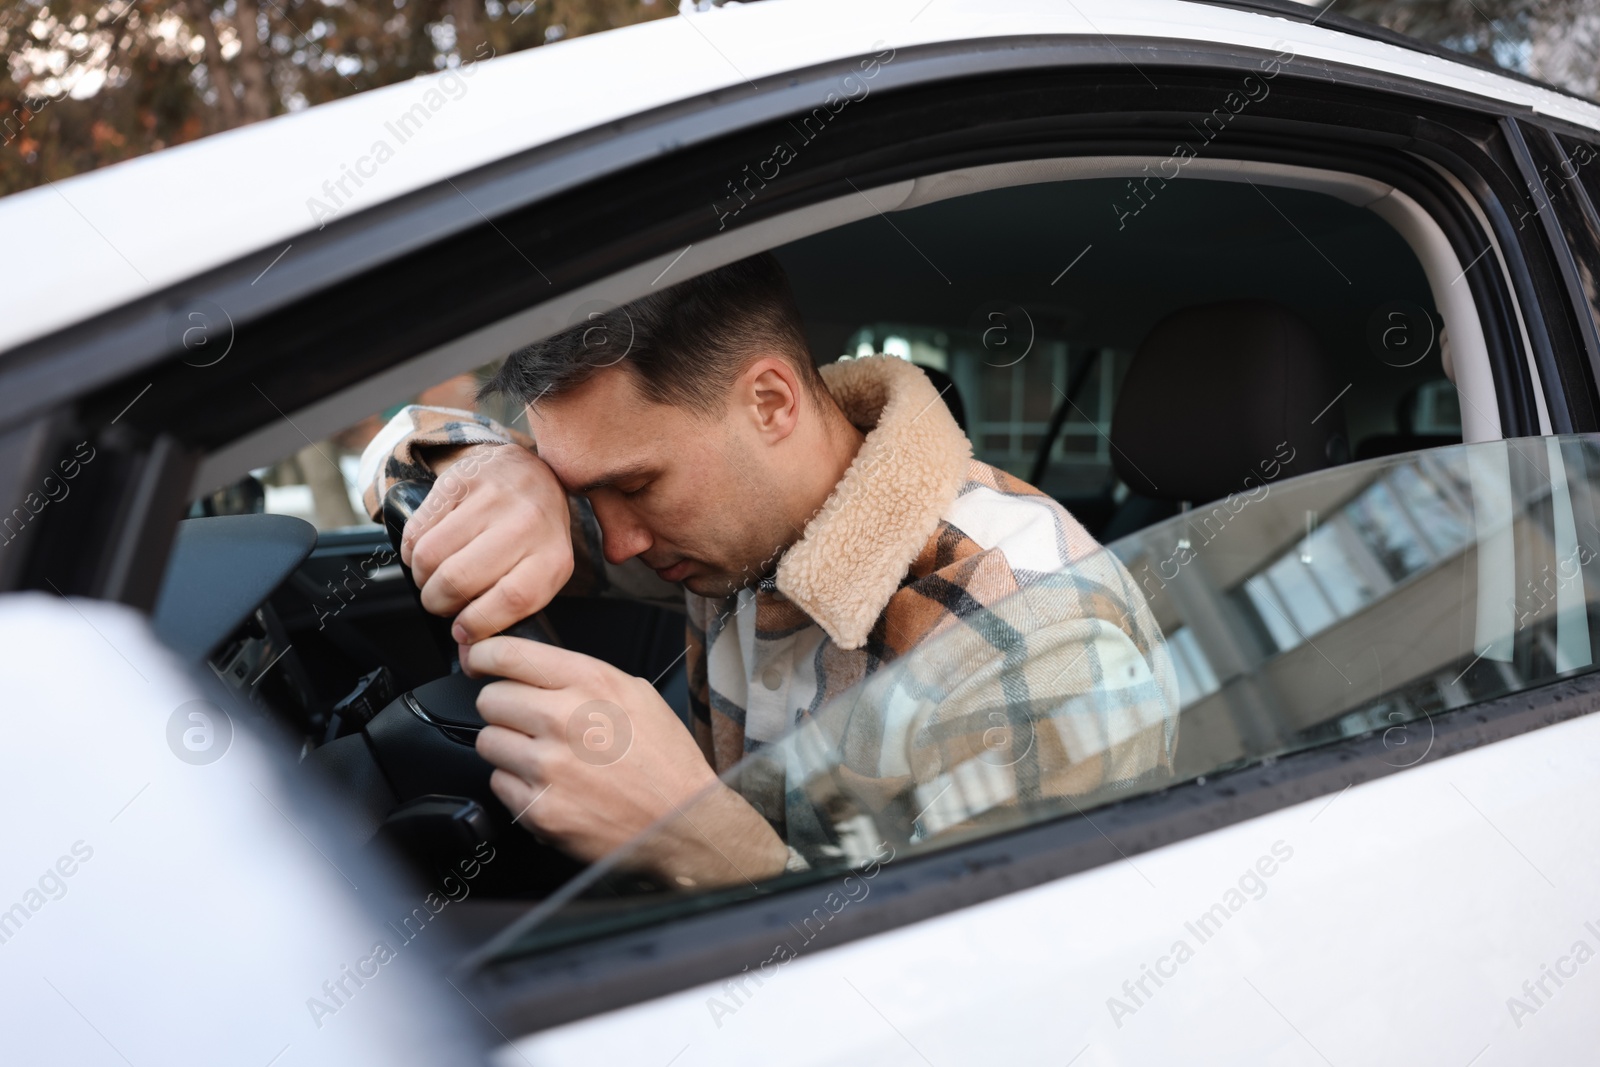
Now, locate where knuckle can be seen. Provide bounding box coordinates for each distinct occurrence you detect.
[431,556,473,600]
[441,462,477,492]
[416,492,450,526]
[411,537,443,578]
[417,584,454,617]
[511,743,547,781]
[479,637,516,675]
[549,547,576,587]
[424,566,468,606]
[575,663,606,693]
[496,578,537,619]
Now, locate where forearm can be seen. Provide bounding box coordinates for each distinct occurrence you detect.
[632,782,790,888]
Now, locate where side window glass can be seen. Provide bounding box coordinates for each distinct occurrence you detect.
[1128,437,1597,753]
[490,435,1600,961]
[198,369,504,529]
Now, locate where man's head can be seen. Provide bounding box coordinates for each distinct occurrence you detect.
[482,254,862,597]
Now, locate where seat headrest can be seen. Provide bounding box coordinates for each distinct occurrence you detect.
[1110,300,1346,504]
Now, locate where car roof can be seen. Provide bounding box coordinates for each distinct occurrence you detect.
[7,0,1600,357]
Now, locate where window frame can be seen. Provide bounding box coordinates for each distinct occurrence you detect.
[1525,124,1600,389]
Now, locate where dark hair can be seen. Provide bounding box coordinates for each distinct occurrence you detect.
[481,253,823,416]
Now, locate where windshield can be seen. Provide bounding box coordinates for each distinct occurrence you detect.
[481,434,1600,960]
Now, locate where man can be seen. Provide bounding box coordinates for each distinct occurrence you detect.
[358,254,1176,889]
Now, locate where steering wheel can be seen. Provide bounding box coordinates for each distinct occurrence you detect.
[304,479,583,895]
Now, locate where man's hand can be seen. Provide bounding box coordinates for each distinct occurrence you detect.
[465,636,790,887]
[400,443,574,645]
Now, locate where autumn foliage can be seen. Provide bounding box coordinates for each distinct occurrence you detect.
[0,0,670,197]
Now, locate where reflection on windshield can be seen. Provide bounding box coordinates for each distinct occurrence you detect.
[488,436,1600,961]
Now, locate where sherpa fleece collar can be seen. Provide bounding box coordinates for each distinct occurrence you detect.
[774,355,973,650]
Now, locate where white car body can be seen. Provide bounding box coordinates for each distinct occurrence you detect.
[4,3,1599,1065]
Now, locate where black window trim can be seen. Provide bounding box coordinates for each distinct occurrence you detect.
[1496,119,1600,433]
[1516,122,1600,402]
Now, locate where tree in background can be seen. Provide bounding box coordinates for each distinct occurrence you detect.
[12,1,1599,202]
[0,0,669,197]
[1342,0,1600,100]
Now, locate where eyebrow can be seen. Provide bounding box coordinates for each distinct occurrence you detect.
[568,460,655,495]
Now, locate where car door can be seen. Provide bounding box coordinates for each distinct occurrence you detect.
[7,5,1600,1064]
[435,28,1600,1066]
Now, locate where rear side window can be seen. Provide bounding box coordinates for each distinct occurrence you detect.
[492,434,1600,959]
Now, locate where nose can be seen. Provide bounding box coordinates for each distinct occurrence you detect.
[588,494,652,566]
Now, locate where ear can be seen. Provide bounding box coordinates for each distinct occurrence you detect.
[735,356,803,443]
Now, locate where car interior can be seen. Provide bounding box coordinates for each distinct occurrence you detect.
[153,160,1492,924]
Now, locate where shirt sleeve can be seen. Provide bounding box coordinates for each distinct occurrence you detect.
[357,405,527,520]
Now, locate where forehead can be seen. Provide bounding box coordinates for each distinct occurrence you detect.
[526,367,692,486]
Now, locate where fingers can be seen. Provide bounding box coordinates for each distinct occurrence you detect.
[449,553,572,642]
[398,464,477,568]
[482,729,562,840]
[417,516,540,618]
[478,721,544,772]
[408,498,487,597]
[463,635,599,689]
[397,446,575,632]
[487,764,547,831]
[476,679,560,735]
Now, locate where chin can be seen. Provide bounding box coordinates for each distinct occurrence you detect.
[683,572,755,599]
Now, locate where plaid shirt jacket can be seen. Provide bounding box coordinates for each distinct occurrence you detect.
[359,356,1178,864]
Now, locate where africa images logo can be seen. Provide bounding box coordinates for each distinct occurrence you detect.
[166,699,233,766]
[566,700,633,767]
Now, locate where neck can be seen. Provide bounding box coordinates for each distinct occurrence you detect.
[772,396,866,557]
[813,396,867,504]
[824,398,868,483]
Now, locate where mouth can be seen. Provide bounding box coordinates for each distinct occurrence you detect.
[652,560,693,582]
